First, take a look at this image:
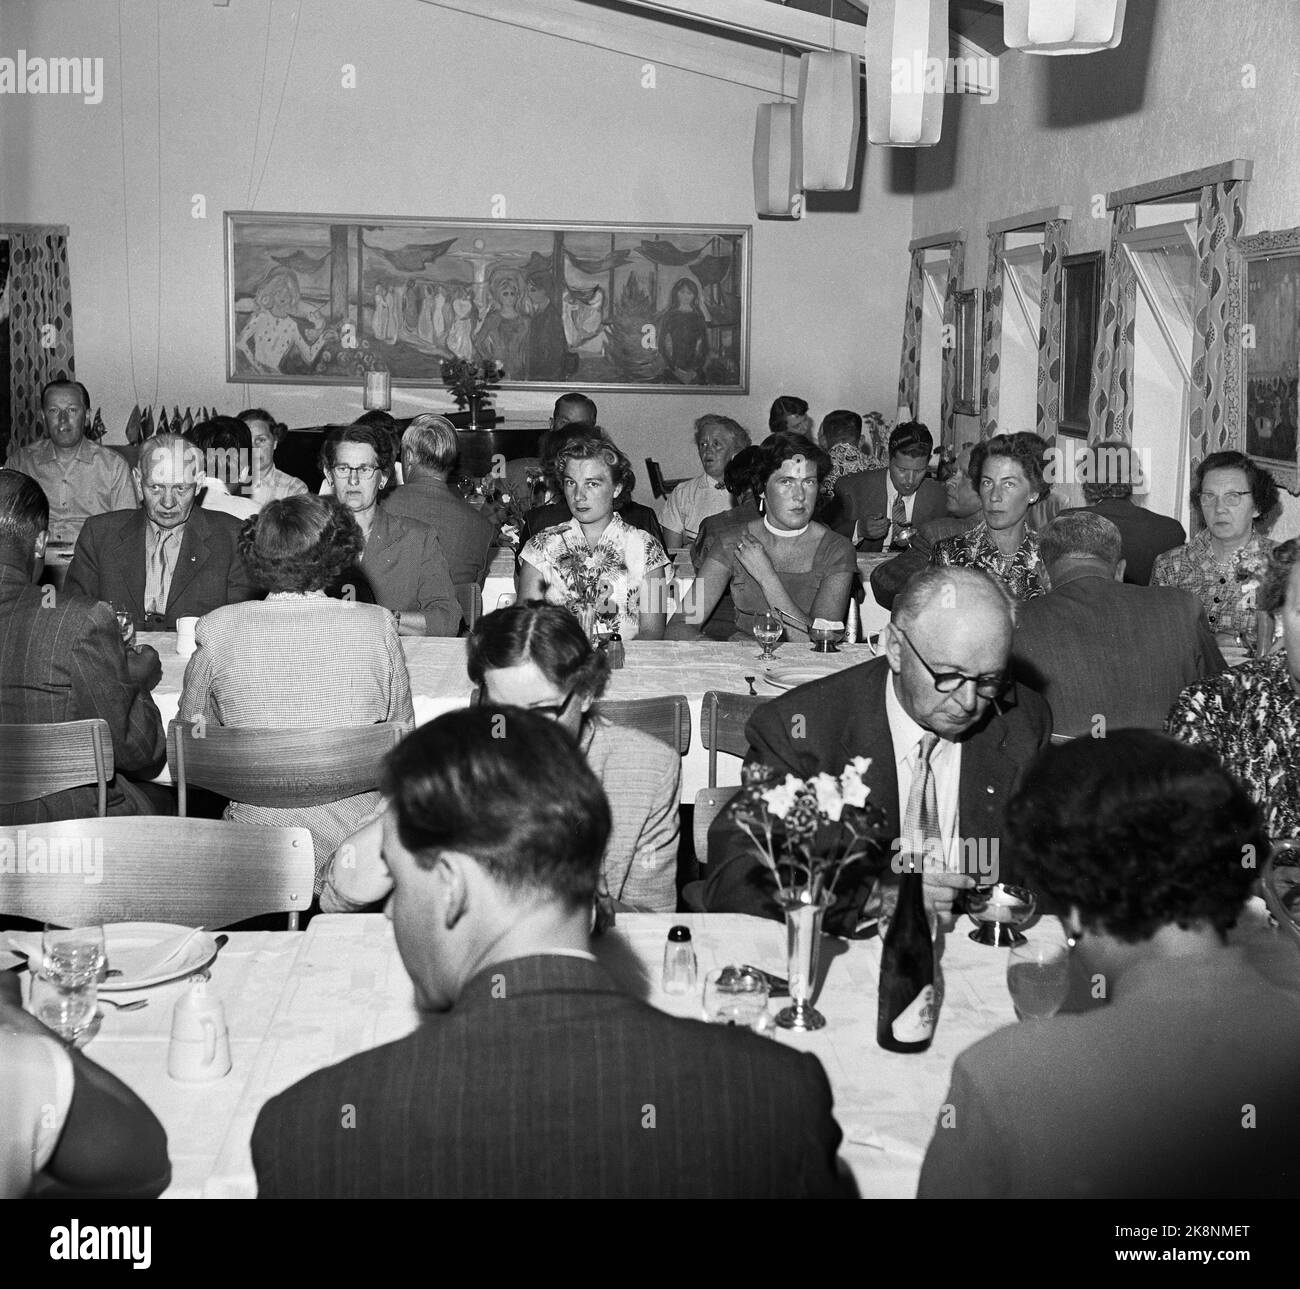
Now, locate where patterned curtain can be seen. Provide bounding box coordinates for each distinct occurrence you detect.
[3,226,76,452]
[1087,204,1136,444]
[1188,178,1247,475]
[1035,219,1069,445]
[939,239,965,450]
[979,231,1004,438]
[897,248,925,416]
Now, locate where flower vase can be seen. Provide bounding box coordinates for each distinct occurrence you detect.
[776,889,829,1030]
[467,397,481,430]
[576,602,597,644]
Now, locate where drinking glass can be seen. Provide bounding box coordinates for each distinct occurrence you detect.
[112,604,135,648]
[29,971,99,1046]
[702,966,770,1030]
[41,922,106,986]
[753,609,783,661]
[1006,939,1070,1020]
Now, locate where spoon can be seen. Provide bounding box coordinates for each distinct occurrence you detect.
[744,675,757,696]
[98,996,149,1012]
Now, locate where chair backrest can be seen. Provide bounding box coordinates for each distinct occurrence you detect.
[645,457,668,500]
[592,695,691,756]
[700,691,765,787]
[167,721,406,816]
[693,785,740,866]
[0,818,315,929]
[0,720,115,817]
[455,582,482,630]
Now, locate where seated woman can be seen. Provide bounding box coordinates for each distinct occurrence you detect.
[179,495,414,884]
[669,432,855,643]
[931,432,1048,601]
[518,435,668,640]
[659,414,751,548]
[1167,537,1300,841]
[319,603,681,914]
[1152,450,1279,656]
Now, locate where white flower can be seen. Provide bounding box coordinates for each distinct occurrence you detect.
[840,758,871,808]
[812,773,844,822]
[762,776,801,819]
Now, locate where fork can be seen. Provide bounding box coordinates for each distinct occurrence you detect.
[744,675,757,696]
[98,996,149,1012]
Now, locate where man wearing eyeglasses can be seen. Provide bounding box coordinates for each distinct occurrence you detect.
[704,566,1051,935]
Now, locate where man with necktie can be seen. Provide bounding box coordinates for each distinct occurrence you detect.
[832,421,947,553]
[704,566,1051,935]
[66,434,253,631]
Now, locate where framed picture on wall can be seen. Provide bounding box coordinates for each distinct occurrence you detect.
[225,213,750,393]
[953,288,981,416]
[1059,251,1104,436]
[1238,227,1300,492]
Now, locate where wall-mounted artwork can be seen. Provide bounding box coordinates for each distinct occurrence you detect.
[225,213,750,393]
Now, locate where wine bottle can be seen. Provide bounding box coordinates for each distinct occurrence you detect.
[876,871,936,1052]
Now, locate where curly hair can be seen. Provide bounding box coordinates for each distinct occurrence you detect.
[1258,536,1300,614]
[723,445,766,501]
[755,431,832,490]
[968,432,1050,499]
[693,414,750,453]
[239,494,364,594]
[1006,730,1265,944]
[1080,440,1137,502]
[1195,450,1280,530]
[466,603,611,702]
[319,423,395,478]
[555,432,635,501]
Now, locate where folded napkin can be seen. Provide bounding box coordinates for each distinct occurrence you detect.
[4,927,205,982]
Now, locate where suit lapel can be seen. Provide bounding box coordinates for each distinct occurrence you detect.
[117,512,148,623]
[836,659,901,832]
[165,511,210,612]
[958,711,1018,847]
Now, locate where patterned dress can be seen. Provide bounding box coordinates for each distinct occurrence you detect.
[1151,529,1274,650]
[520,513,669,641]
[822,442,881,499]
[930,522,1047,601]
[1166,651,1300,841]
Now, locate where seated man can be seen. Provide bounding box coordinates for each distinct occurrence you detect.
[383,414,494,585]
[919,731,1300,1198]
[191,416,259,520]
[833,421,947,551]
[252,707,852,1198]
[704,566,1051,935]
[66,434,254,631]
[0,470,166,821]
[1013,513,1225,738]
[321,423,461,636]
[5,379,135,548]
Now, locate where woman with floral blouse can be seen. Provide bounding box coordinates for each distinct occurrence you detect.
[930,432,1048,601]
[1167,538,1300,841]
[517,434,668,640]
[1152,451,1279,655]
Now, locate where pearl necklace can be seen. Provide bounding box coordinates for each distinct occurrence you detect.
[763,516,809,538]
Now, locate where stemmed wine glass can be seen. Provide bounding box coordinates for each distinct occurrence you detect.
[753,609,783,662]
[1006,939,1071,1020]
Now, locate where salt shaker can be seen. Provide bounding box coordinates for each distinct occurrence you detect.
[605,631,625,669]
[662,925,697,994]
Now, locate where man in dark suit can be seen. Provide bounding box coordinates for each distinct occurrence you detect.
[0,470,166,822]
[705,566,1052,935]
[65,434,253,632]
[383,414,494,585]
[1058,440,1184,585]
[1012,513,1225,738]
[833,421,947,551]
[252,707,852,1199]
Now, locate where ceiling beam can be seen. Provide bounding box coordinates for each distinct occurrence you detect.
[609,0,864,52]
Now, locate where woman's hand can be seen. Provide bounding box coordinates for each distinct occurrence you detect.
[734,530,778,585]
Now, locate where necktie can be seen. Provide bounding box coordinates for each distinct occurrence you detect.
[147,529,178,616]
[901,732,941,874]
[890,490,906,546]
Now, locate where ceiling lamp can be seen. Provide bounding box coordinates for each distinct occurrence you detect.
[753,102,802,218]
[864,0,948,148]
[1004,0,1127,55]
[796,50,861,190]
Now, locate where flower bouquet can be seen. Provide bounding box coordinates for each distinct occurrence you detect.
[551,537,622,639]
[478,469,546,551]
[440,358,502,426]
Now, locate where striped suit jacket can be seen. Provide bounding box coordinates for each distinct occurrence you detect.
[251,953,852,1198]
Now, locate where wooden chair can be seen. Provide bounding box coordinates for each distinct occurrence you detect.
[644,458,686,500]
[681,785,741,912]
[455,582,483,630]
[0,818,314,929]
[167,721,406,817]
[0,719,114,818]
[701,691,765,787]
[592,695,691,756]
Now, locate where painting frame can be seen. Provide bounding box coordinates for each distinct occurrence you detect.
[225,212,751,394]
[1237,226,1300,492]
[952,287,981,416]
[1059,250,1104,437]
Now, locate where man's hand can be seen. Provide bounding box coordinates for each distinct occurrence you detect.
[922,871,976,930]
[859,515,891,541]
[125,644,162,693]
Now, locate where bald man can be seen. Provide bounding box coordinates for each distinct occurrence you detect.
[704,567,1052,935]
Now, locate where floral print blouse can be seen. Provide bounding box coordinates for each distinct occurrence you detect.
[521,513,669,640]
[1166,651,1300,841]
[822,442,882,498]
[1151,530,1275,650]
[929,522,1047,601]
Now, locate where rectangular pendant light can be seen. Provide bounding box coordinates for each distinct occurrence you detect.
[753,102,802,218]
[1004,0,1127,55]
[865,0,948,148]
[796,50,861,190]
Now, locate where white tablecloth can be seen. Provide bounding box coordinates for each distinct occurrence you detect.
[143,633,874,800]
[74,911,1023,1199]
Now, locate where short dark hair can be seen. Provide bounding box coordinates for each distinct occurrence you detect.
[238,407,286,445]
[1195,450,1280,530]
[40,379,90,410]
[191,416,252,488]
[555,432,635,501]
[553,392,597,425]
[756,431,831,487]
[723,445,765,501]
[768,395,808,434]
[319,423,395,477]
[1038,512,1123,571]
[239,494,364,593]
[888,421,933,459]
[0,469,49,547]
[820,409,863,447]
[1080,440,1136,502]
[1259,536,1300,614]
[1007,731,1265,943]
[382,705,612,907]
[969,432,1050,499]
[467,603,611,702]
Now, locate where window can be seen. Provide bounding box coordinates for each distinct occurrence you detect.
[997,233,1044,432]
[917,251,949,432]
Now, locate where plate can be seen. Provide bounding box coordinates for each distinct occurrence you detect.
[100,923,217,991]
[763,660,843,690]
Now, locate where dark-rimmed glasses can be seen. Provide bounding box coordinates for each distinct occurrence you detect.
[893,626,1006,699]
[524,689,580,720]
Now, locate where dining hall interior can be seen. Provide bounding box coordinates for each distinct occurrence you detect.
[3,0,1300,1223]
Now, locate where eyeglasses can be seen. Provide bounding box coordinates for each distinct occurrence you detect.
[524,690,579,720]
[332,463,380,480]
[1198,490,1250,509]
[894,626,1006,699]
